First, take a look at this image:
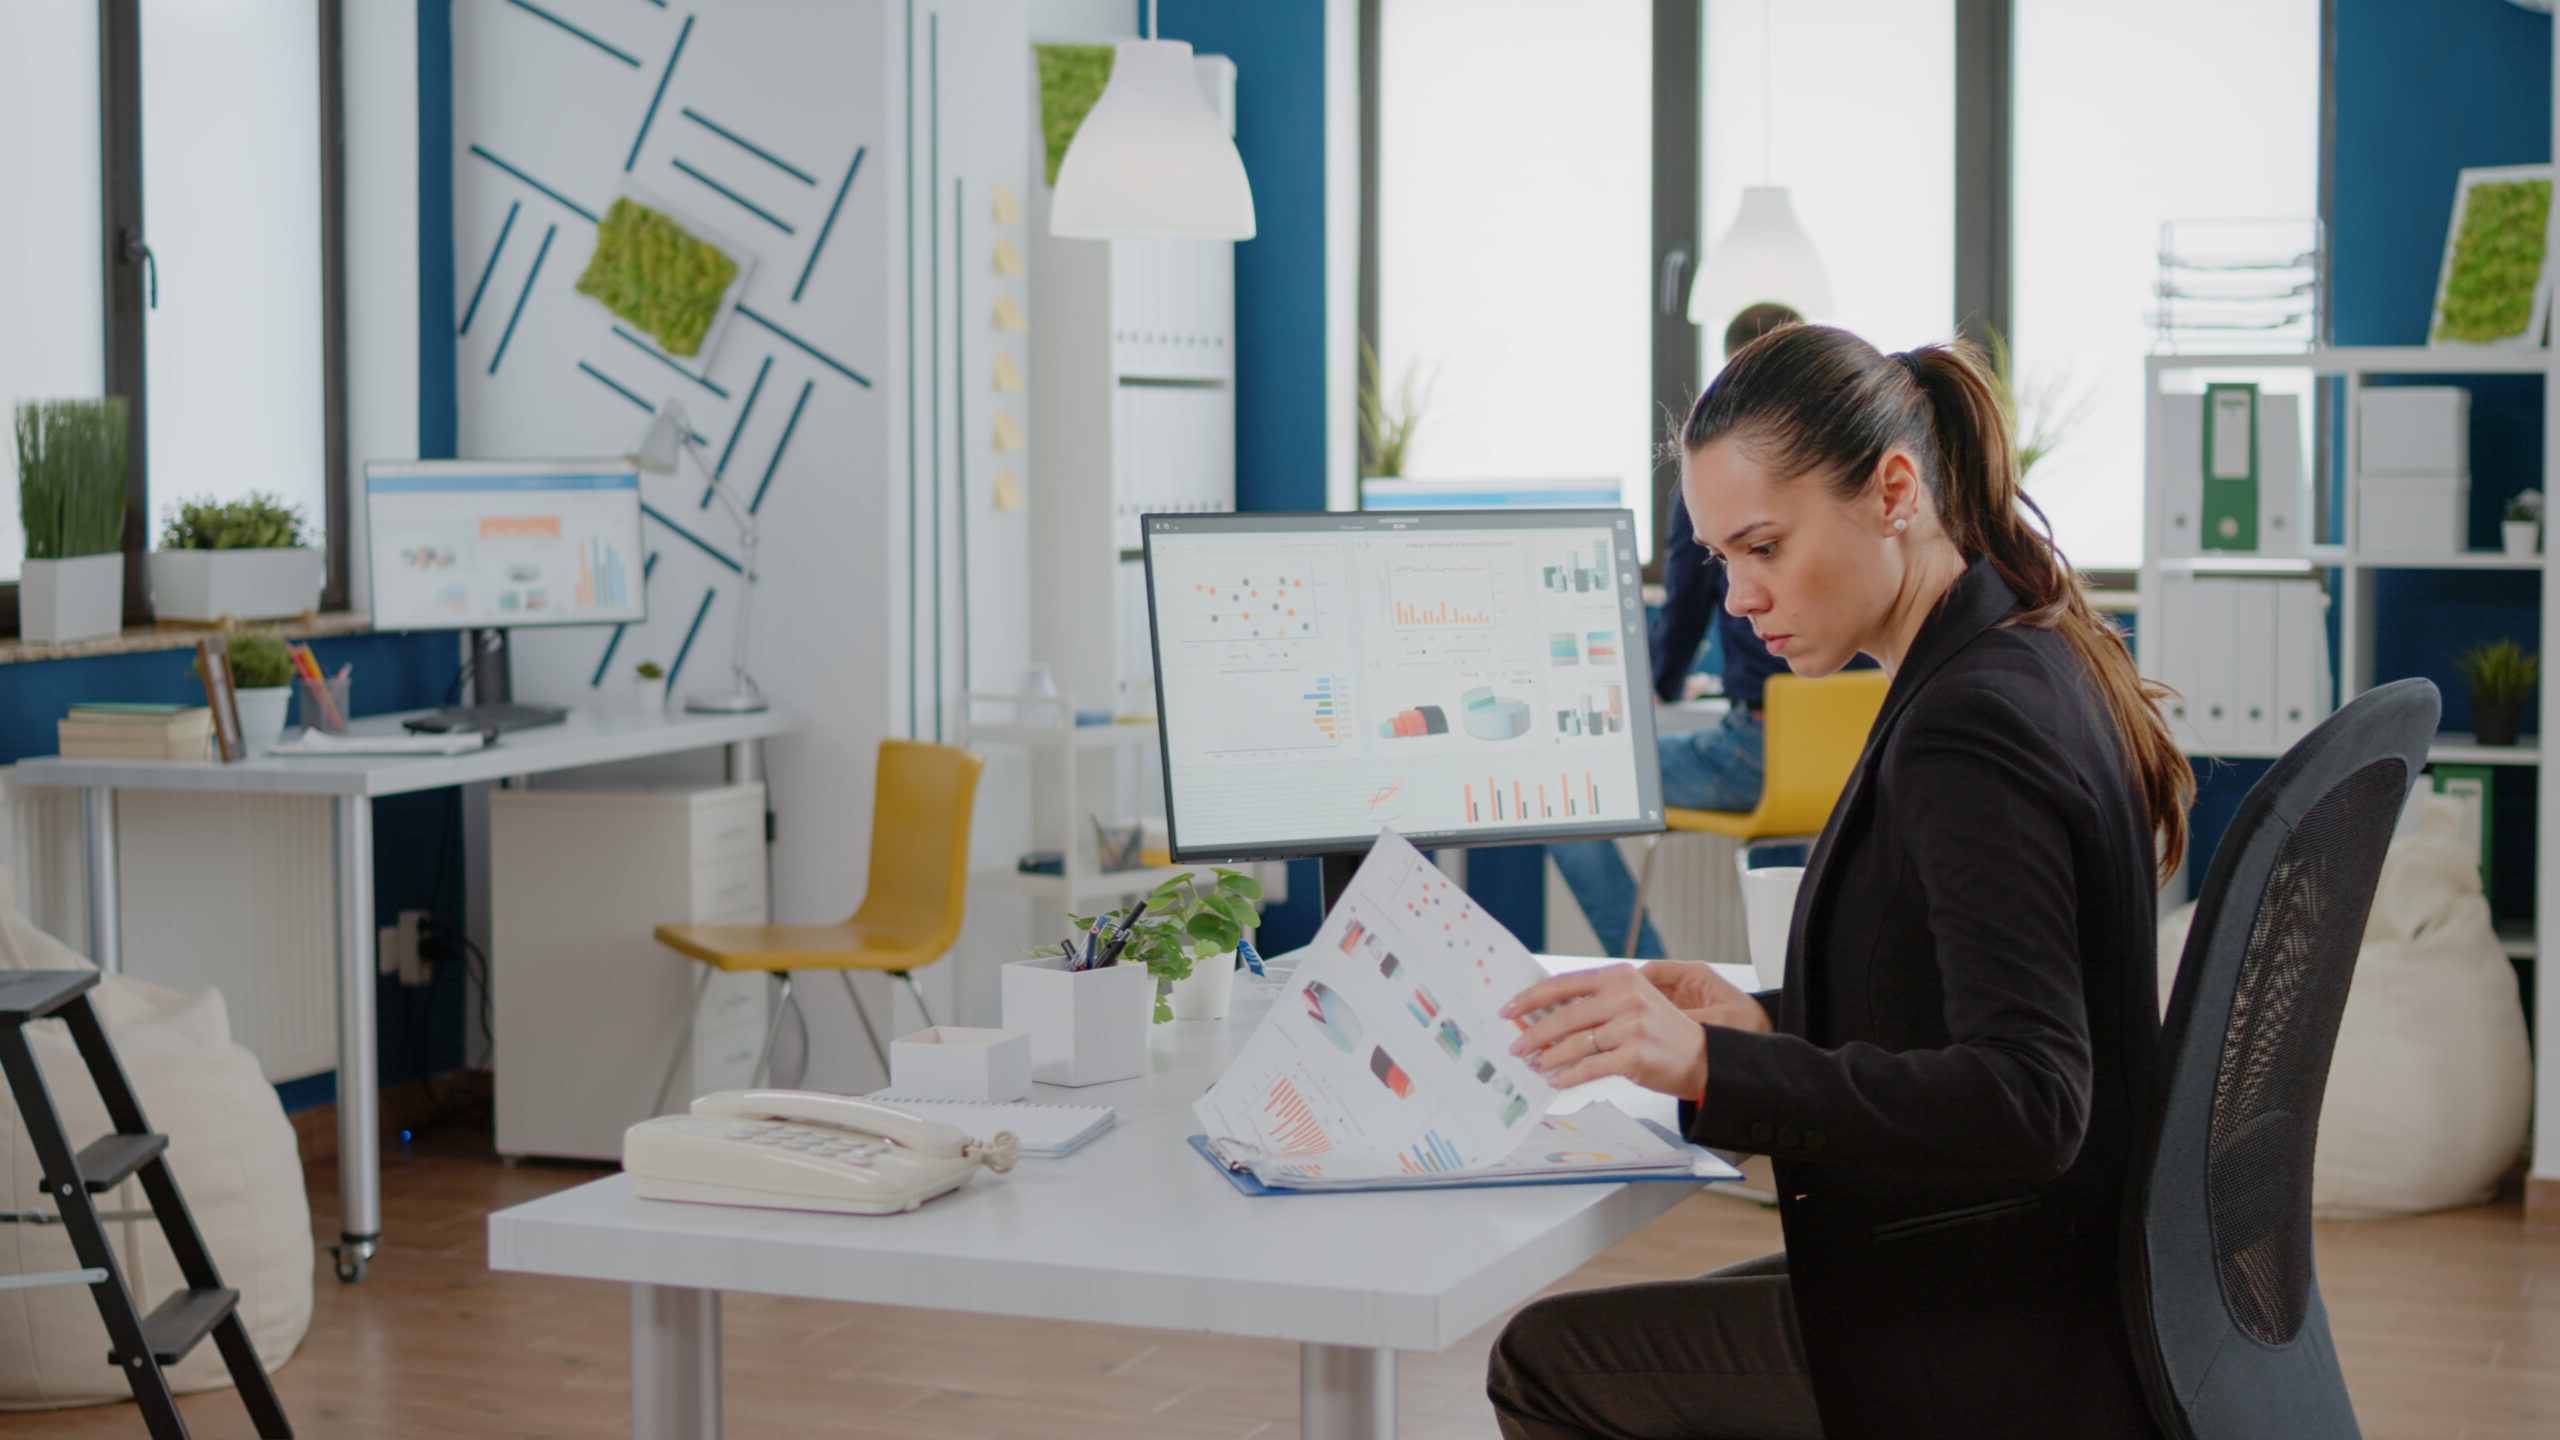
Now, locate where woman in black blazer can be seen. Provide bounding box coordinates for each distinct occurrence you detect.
[1488,326,2193,1440]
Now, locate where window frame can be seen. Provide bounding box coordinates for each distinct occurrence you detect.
[2,0,348,638]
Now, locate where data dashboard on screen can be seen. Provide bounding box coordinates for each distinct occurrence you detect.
[365,460,648,631]
[1142,510,1664,862]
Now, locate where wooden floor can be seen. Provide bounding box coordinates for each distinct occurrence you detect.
[0,1127,2553,1439]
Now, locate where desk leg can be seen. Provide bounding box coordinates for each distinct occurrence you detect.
[81,788,119,974]
[1300,1344,1395,1440]
[632,1284,721,1440]
[331,793,381,1283]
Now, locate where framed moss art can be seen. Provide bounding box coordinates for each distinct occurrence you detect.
[2430,164,2553,348]
[574,192,752,360]
[1035,44,1114,187]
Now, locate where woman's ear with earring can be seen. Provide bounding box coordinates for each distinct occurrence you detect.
[1893,517,1909,533]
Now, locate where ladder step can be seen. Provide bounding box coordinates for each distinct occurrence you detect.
[108,1286,238,1367]
[0,971,98,1024]
[73,1133,167,1192]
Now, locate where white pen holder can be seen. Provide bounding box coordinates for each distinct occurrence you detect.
[1000,957,1152,1087]
[890,1026,1033,1102]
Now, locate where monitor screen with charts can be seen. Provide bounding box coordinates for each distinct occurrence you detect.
[365,460,648,631]
[1142,510,1664,863]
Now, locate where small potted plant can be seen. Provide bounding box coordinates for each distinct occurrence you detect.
[193,633,297,754]
[15,398,130,643]
[2502,490,2542,557]
[1080,868,1263,1022]
[2452,637,2537,746]
[149,492,323,624]
[634,659,667,714]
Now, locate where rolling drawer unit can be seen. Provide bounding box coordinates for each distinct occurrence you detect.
[491,782,770,1160]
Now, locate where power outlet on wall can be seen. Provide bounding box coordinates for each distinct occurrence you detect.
[377,910,434,988]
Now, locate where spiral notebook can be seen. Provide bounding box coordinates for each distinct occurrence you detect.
[857,1094,1115,1158]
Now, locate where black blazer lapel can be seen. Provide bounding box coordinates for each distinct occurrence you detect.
[1774,557,2025,1034]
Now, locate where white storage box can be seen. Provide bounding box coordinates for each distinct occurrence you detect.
[889,1026,1032,1102]
[2358,387,2470,476]
[1000,957,1152,1087]
[2359,473,2469,555]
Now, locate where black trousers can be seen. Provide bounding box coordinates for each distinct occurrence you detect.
[1487,1251,1823,1440]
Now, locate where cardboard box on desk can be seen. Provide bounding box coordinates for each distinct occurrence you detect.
[999,957,1151,1087]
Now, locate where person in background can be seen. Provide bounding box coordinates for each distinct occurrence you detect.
[1549,301,1821,958]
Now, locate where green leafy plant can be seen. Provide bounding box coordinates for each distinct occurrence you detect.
[2452,638,2538,708]
[159,492,307,550]
[2435,178,2551,344]
[1069,869,1263,1023]
[14,398,129,560]
[635,660,665,680]
[2505,489,2544,524]
[1358,334,1434,479]
[1984,327,2094,481]
[190,633,294,689]
[574,198,739,358]
[1035,44,1115,187]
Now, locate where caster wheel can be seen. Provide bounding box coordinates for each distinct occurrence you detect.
[332,1238,376,1284]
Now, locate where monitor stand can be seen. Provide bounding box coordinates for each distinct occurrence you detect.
[1319,847,1370,917]
[403,628,568,735]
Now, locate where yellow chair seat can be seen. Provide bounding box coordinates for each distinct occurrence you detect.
[1663,806,1756,838]
[652,921,943,975]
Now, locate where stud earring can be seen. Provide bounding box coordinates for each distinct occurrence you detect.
[1893,518,1909,533]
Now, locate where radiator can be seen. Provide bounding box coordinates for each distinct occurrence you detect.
[1540,832,1749,967]
[0,774,337,1081]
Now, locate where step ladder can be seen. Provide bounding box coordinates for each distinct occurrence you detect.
[0,971,291,1439]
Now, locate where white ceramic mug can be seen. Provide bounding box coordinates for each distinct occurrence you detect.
[1735,860,1805,992]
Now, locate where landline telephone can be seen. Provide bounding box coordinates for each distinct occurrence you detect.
[623,1089,1020,1216]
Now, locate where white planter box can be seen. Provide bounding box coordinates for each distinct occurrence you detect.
[147,547,323,623]
[20,554,125,643]
[890,1026,1032,1102]
[2359,473,2469,555]
[999,957,1151,1087]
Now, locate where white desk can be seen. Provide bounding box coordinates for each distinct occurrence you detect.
[15,705,795,1282]
[487,958,1729,1439]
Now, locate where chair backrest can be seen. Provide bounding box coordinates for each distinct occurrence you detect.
[2123,678,2438,1440]
[851,740,986,952]
[1747,670,1889,835]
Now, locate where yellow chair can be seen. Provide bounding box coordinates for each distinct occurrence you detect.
[653,739,984,1102]
[1625,670,1890,957]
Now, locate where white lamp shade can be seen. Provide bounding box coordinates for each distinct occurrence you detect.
[1049,39,1255,241]
[629,399,691,474]
[1688,186,1833,331]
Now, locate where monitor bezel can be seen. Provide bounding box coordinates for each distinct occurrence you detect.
[363,457,649,632]
[1141,508,1667,865]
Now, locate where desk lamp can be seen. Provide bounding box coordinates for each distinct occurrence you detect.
[629,399,766,713]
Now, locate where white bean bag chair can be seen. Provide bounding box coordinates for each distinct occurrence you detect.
[0,904,310,1408]
[2155,795,2532,1219]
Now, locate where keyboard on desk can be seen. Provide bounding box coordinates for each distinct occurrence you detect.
[402,702,569,735]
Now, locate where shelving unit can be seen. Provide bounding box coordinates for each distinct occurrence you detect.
[957,693,1186,907]
[2141,342,2558,1202]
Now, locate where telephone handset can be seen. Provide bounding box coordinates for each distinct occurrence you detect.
[623,1089,1020,1216]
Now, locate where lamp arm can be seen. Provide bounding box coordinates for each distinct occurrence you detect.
[680,437,764,702]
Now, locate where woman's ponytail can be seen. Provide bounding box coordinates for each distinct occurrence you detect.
[1687,327,2194,882]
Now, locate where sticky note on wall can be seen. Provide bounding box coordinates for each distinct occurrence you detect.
[992,413,1025,450]
[991,184,1020,225]
[992,470,1026,511]
[992,352,1023,391]
[992,295,1029,331]
[991,237,1026,276]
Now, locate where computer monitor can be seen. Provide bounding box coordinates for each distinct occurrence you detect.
[1141,509,1664,886]
[364,459,648,631]
[1359,478,1622,511]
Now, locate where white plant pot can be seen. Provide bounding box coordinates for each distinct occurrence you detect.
[633,677,667,714]
[2502,520,2540,557]
[233,686,294,755]
[146,547,324,623]
[1167,949,1236,1021]
[19,554,125,644]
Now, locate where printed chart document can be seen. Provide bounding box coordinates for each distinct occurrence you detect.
[1194,831,1735,1190]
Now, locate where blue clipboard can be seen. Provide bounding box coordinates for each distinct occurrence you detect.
[1187,1132,1733,1197]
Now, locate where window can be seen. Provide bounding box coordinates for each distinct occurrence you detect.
[1701,0,1955,360]
[1374,0,1657,556]
[2012,0,2320,569]
[0,1,105,585]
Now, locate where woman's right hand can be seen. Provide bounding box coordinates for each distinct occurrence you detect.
[1639,960,1774,1034]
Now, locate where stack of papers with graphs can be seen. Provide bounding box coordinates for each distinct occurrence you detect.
[1194,831,1734,1192]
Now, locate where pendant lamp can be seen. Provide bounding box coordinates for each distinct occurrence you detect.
[1048,39,1256,241]
[1688,185,1833,330]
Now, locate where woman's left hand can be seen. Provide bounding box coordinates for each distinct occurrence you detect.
[1500,964,1710,1097]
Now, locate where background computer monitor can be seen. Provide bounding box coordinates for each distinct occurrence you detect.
[365,459,648,631]
[1359,478,1622,511]
[1142,509,1664,884]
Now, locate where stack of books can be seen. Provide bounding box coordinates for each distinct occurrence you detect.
[57,703,215,761]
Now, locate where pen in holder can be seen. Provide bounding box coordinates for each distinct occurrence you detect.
[294,670,351,733]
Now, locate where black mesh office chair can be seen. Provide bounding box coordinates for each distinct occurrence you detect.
[2123,677,2439,1440]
